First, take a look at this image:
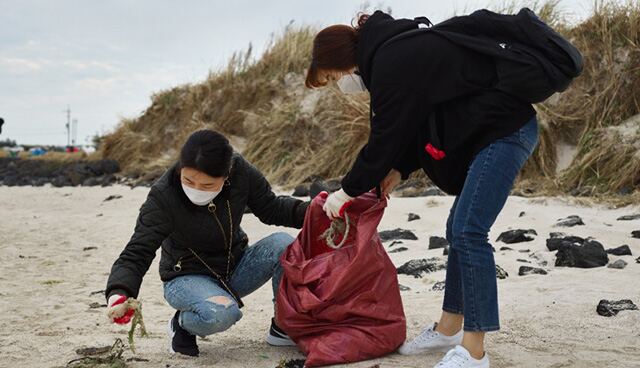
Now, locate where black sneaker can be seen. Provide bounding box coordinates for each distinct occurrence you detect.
[167,310,199,356]
[266,318,296,346]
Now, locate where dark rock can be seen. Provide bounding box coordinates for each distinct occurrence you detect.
[408,213,421,222]
[82,177,101,187]
[399,284,411,291]
[555,215,585,227]
[422,187,445,196]
[309,179,341,198]
[519,211,526,217]
[389,247,409,254]
[496,265,509,279]
[65,163,93,186]
[518,249,530,253]
[98,174,117,187]
[428,236,449,250]
[443,245,449,256]
[393,178,443,197]
[82,246,97,251]
[379,228,418,242]
[546,235,585,252]
[388,241,404,248]
[596,299,638,317]
[529,253,549,267]
[432,281,446,291]
[632,230,640,239]
[103,195,123,202]
[51,175,71,187]
[519,266,548,276]
[607,259,628,269]
[617,214,640,221]
[32,177,48,187]
[396,186,445,198]
[606,245,632,256]
[555,239,609,268]
[497,229,537,244]
[517,259,531,263]
[549,232,566,238]
[500,246,513,251]
[89,159,120,175]
[396,258,446,278]
[292,184,310,197]
[636,256,640,264]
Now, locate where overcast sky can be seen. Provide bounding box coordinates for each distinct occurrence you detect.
[1,0,603,146]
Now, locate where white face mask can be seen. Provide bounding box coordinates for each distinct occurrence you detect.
[181,183,221,206]
[336,73,367,94]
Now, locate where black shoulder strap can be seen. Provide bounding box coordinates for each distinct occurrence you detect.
[428,111,441,149]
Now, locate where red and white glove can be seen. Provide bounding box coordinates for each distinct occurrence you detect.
[322,189,354,219]
[106,294,135,325]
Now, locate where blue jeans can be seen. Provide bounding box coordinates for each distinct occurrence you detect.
[163,232,294,337]
[442,117,538,332]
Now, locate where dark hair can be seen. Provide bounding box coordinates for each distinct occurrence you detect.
[179,130,233,178]
[305,13,370,88]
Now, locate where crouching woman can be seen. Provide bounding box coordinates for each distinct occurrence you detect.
[105,130,308,356]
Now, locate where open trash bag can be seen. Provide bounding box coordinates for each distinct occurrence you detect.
[276,192,406,367]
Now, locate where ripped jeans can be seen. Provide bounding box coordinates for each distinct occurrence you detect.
[163,232,294,337]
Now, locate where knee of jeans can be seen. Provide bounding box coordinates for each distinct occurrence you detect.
[269,232,294,256]
[196,299,242,336]
[450,224,489,250]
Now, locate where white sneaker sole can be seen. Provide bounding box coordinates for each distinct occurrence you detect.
[266,333,297,347]
[167,318,176,354]
[399,343,457,355]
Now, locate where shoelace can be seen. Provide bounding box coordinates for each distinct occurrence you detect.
[436,349,469,368]
[413,326,439,345]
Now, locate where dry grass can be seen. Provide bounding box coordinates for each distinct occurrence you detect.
[99,26,315,176]
[98,1,640,197]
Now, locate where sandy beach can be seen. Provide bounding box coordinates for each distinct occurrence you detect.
[1,185,639,368]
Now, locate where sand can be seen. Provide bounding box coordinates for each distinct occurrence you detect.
[0,185,639,368]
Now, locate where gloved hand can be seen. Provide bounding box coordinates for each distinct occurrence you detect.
[322,189,354,219]
[106,294,136,324]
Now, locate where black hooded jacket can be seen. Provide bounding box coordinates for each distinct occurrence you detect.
[106,153,307,300]
[341,11,535,196]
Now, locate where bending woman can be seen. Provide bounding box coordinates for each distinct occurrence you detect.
[307,10,538,368]
[105,130,308,356]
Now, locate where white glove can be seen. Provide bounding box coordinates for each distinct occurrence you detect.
[322,189,354,219]
[106,294,135,324]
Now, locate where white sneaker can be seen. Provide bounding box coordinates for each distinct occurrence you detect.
[265,318,296,346]
[398,323,463,355]
[434,345,490,368]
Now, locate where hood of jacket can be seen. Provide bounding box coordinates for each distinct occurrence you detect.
[356,10,418,89]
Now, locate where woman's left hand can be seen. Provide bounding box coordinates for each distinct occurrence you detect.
[381,169,402,196]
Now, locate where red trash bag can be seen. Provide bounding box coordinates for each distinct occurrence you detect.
[276,192,406,367]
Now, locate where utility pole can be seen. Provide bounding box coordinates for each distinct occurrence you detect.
[72,118,78,146]
[63,105,71,147]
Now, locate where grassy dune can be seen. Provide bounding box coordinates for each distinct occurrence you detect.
[98,1,640,200]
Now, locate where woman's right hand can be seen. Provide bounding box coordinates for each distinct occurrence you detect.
[106,294,136,324]
[381,169,402,196]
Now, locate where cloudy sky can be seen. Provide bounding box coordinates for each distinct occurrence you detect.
[1,0,601,146]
